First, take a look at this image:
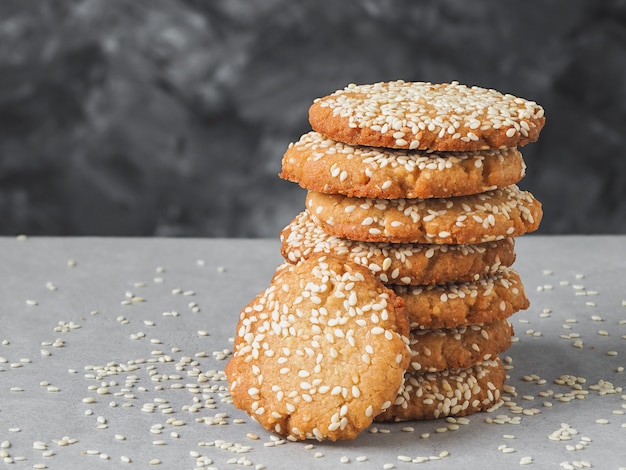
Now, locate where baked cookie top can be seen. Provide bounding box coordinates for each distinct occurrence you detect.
[280,211,516,286]
[280,131,526,199]
[309,81,545,151]
[306,184,543,245]
[225,255,411,441]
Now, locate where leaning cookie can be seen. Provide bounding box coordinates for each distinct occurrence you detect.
[306,184,542,245]
[375,358,506,422]
[309,81,545,151]
[280,131,526,199]
[393,267,529,330]
[280,211,516,286]
[225,255,411,441]
[408,319,513,373]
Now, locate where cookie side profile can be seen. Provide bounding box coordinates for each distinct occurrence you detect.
[280,211,516,285]
[309,81,545,151]
[306,185,543,245]
[408,319,513,373]
[392,267,529,330]
[225,255,411,441]
[375,358,506,422]
[280,131,526,199]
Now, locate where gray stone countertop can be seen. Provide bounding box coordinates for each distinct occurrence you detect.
[0,236,624,469]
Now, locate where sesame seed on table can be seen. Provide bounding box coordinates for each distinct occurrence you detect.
[0,236,624,469]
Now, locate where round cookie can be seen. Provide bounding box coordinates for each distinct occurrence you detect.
[306,184,543,245]
[309,81,545,151]
[280,211,517,286]
[375,358,506,422]
[392,267,529,330]
[225,255,411,441]
[280,131,527,199]
[408,319,513,373]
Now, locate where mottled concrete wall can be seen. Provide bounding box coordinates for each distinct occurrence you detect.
[1,0,625,237]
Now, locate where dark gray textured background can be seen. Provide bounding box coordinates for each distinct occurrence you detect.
[1,0,625,237]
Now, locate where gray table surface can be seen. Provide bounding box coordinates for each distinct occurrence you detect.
[0,236,624,469]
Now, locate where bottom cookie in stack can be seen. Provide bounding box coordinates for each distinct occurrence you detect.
[376,358,506,422]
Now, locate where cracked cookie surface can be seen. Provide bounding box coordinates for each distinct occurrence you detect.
[225,255,410,441]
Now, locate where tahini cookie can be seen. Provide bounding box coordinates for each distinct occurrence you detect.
[306,184,542,245]
[280,131,526,199]
[309,81,545,151]
[225,255,411,441]
[375,358,506,422]
[407,319,513,373]
[392,267,529,330]
[280,211,516,285]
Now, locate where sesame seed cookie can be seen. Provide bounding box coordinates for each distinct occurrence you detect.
[225,255,411,441]
[280,211,517,286]
[392,267,529,330]
[375,358,506,422]
[280,131,527,199]
[309,81,545,151]
[306,184,542,245]
[408,319,513,373]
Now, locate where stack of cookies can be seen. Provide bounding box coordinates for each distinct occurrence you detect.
[226,80,544,440]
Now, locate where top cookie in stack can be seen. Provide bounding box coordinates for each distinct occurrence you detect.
[308,80,544,152]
